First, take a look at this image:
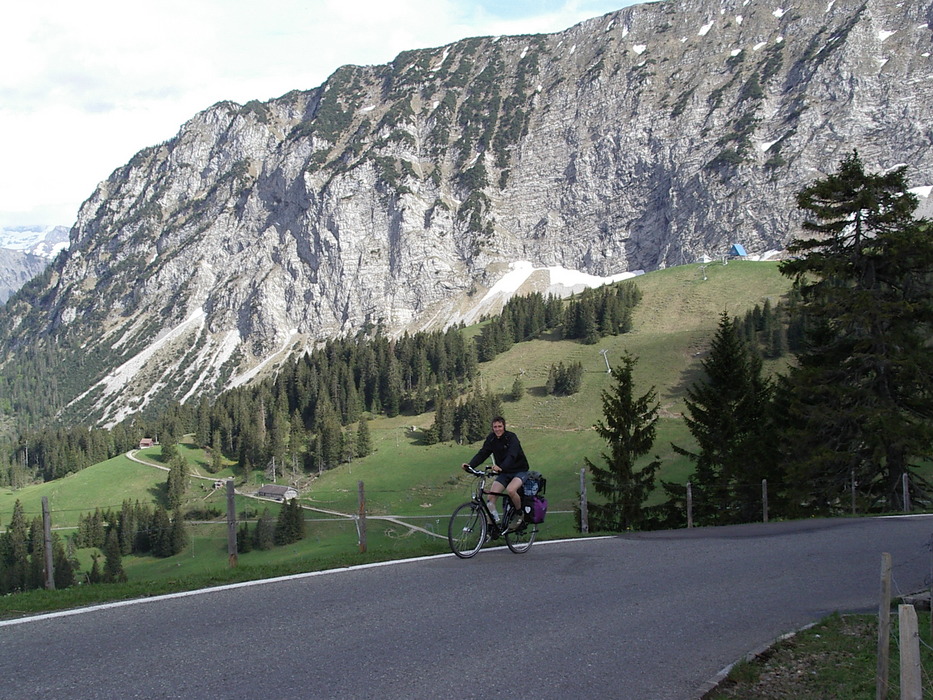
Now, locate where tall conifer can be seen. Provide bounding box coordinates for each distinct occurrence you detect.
[584,353,661,531]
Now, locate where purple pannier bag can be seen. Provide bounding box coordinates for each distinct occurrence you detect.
[530,495,548,524]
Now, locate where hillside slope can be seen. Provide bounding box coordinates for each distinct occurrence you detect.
[0,260,791,524]
[1,0,926,426]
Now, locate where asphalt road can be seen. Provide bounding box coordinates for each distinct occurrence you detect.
[2,515,932,700]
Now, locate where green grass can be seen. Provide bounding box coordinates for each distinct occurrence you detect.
[0,261,791,615]
[3,261,930,693]
[709,611,933,699]
[0,453,168,528]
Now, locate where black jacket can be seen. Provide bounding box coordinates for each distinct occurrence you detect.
[468,430,529,476]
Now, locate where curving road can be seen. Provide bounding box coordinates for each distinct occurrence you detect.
[1,515,931,699]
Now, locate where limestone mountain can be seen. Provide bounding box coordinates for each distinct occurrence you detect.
[0,249,48,304]
[0,226,70,302]
[1,0,931,426]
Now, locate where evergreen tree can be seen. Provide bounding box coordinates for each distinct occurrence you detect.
[88,552,102,584]
[274,499,305,545]
[584,354,661,531]
[268,408,289,474]
[209,445,225,474]
[52,534,75,589]
[252,509,276,550]
[356,417,372,458]
[166,454,189,510]
[102,528,127,583]
[27,517,45,590]
[160,440,178,464]
[671,312,775,525]
[118,500,136,555]
[151,506,173,557]
[777,151,933,513]
[315,401,342,471]
[1,500,29,593]
[509,376,525,402]
[237,522,253,553]
[546,361,585,396]
[170,509,188,555]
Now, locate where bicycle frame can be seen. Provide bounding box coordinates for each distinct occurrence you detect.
[448,466,537,558]
[468,466,518,520]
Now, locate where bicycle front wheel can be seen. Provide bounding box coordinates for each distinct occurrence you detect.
[505,522,537,553]
[448,502,488,559]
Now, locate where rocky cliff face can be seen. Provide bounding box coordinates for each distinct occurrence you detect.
[0,249,47,304]
[0,226,70,302]
[1,0,931,425]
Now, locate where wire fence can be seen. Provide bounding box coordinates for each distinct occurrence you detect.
[879,542,933,699]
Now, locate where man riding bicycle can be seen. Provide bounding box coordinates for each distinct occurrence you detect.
[462,416,529,532]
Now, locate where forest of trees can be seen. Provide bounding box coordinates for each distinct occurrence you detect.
[587,152,933,531]
[0,500,76,594]
[1,280,643,488]
[0,269,646,592]
[74,501,188,559]
[7,151,928,549]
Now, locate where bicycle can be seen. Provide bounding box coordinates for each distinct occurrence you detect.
[448,465,537,558]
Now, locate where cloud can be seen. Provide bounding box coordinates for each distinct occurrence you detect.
[0,0,629,228]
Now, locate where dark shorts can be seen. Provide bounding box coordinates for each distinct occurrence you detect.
[495,471,529,489]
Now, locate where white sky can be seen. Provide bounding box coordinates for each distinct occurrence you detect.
[0,0,635,229]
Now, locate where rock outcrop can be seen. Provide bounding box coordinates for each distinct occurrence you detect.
[1,0,931,425]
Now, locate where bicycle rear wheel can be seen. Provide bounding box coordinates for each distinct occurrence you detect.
[505,522,536,553]
[448,502,487,558]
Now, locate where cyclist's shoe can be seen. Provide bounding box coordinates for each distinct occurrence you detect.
[506,512,524,532]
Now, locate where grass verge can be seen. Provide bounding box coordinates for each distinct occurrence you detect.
[707,610,933,699]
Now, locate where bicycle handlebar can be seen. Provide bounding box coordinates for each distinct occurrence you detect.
[461,464,493,477]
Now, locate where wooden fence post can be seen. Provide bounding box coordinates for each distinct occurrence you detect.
[876,552,892,700]
[579,468,589,534]
[902,472,911,513]
[226,480,237,568]
[762,479,768,524]
[686,482,693,528]
[898,604,922,700]
[42,496,55,590]
[358,480,367,554]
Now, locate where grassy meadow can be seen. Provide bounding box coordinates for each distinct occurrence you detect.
[0,260,793,612]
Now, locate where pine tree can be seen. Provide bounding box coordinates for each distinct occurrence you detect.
[88,553,102,584]
[509,376,525,402]
[584,353,661,531]
[274,498,304,545]
[672,313,775,525]
[160,440,178,464]
[52,534,75,589]
[778,152,933,513]
[237,522,253,553]
[102,528,127,583]
[253,509,276,550]
[356,417,372,457]
[170,509,188,555]
[118,500,136,555]
[2,500,29,593]
[27,517,45,590]
[151,506,173,557]
[166,454,189,510]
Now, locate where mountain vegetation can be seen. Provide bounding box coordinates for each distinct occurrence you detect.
[584,352,661,531]
[661,153,933,525]
[0,0,928,427]
[1,154,930,602]
[777,152,933,513]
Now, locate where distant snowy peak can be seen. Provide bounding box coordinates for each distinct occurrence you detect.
[0,225,70,259]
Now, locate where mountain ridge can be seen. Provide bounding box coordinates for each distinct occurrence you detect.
[1,0,931,426]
